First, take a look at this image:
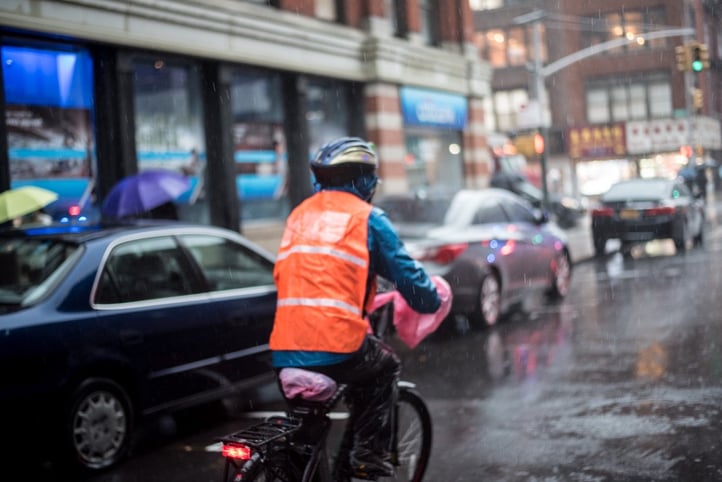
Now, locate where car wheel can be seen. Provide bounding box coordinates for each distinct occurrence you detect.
[673,221,688,253]
[62,377,134,472]
[547,252,571,300]
[476,272,501,327]
[593,235,607,257]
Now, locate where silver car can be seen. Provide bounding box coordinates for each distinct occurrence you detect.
[375,188,572,327]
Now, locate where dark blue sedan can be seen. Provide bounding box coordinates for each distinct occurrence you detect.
[0,221,277,473]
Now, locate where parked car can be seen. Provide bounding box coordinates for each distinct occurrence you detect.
[590,177,705,257]
[490,170,586,228]
[375,188,572,328]
[0,220,277,473]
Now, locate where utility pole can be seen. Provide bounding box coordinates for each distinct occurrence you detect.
[514,10,550,211]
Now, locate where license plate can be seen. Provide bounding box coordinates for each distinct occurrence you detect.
[619,209,639,220]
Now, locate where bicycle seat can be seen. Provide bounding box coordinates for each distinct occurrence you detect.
[278,367,338,402]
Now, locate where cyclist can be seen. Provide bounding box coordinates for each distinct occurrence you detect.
[269,137,442,481]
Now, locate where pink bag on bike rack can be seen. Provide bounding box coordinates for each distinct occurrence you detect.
[278,367,338,401]
[369,275,453,349]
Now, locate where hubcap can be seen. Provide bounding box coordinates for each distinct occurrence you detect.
[73,390,127,467]
[555,255,571,295]
[480,275,500,325]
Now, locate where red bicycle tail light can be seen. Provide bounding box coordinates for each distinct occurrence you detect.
[591,207,614,217]
[222,443,252,460]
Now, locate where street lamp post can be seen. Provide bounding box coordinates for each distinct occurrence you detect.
[514,10,550,212]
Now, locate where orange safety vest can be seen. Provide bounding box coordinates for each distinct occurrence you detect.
[270,190,376,353]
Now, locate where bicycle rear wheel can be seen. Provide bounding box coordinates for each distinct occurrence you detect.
[385,387,432,482]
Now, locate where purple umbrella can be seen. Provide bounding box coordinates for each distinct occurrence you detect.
[102,169,191,219]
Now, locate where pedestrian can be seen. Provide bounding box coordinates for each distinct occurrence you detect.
[269,137,443,480]
[695,164,708,201]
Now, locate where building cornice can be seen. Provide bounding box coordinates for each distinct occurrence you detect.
[0,0,491,96]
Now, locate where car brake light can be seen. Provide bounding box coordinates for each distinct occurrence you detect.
[222,443,252,460]
[591,207,614,217]
[421,243,468,264]
[644,206,675,216]
[69,205,81,216]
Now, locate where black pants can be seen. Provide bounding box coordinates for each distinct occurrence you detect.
[303,336,401,472]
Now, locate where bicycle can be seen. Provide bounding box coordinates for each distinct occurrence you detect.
[217,301,433,482]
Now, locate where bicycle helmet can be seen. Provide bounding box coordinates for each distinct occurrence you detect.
[310,137,378,188]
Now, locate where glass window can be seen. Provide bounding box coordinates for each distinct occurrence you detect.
[649,82,672,118]
[526,24,547,63]
[586,74,670,124]
[624,12,643,51]
[493,89,529,132]
[229,69,286,221]
[587,88,609,124]
[2,43,96,222]
[384,0,400,36]
[0,237,81,307]
[611,86,629,121]
[581,8,667,52]
[501,197,536,224]
[419,0,439,46]
[404,130,464,195]
[306,78,350,156]
[132,57,205,223]
[315,0,337,21]
[472,202,507,224]
[95,237,194,303]
[486,30,507,67]
[180,234,274,291]
[507,27,527,66]
[628,84,646,119]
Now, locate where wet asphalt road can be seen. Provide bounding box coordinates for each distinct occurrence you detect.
[26,223,722,482]
[404,233,722,481]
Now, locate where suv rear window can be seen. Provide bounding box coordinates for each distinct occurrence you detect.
[0,238,81,307]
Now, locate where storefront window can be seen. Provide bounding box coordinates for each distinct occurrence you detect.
[230,69,285,221]
[306,78,350,156]
[132,57,205,222]
[405,129,463,195]
[2,43,96,221]
[399,87,466,195]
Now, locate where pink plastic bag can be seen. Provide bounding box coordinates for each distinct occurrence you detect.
[278,367,338,401]
[370,276,453,349]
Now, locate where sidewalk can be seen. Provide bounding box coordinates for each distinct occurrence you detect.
[565,190,722,264]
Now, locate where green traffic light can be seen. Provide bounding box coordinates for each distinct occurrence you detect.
[692,59,703,72]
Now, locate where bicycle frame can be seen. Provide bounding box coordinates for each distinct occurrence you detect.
[219,296,432,482]
[220,382,347,482]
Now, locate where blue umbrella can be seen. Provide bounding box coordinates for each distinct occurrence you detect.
[102,169,191,219]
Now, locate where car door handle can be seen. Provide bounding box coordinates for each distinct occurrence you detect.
[120,330,143,345]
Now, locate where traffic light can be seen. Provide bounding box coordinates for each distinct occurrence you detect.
[690,43,709,72]
[675,44,690,71]
[692,88,703,110]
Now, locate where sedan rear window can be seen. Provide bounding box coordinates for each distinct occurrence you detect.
[0,238,81,307]
[603,180,670,201]
[376,197,450,224]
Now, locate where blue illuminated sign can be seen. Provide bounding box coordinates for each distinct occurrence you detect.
[2,45,94,108]
[400,87,467,130]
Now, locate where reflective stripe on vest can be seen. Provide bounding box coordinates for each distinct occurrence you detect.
[270,191,372,353]
[276,244,366,267]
